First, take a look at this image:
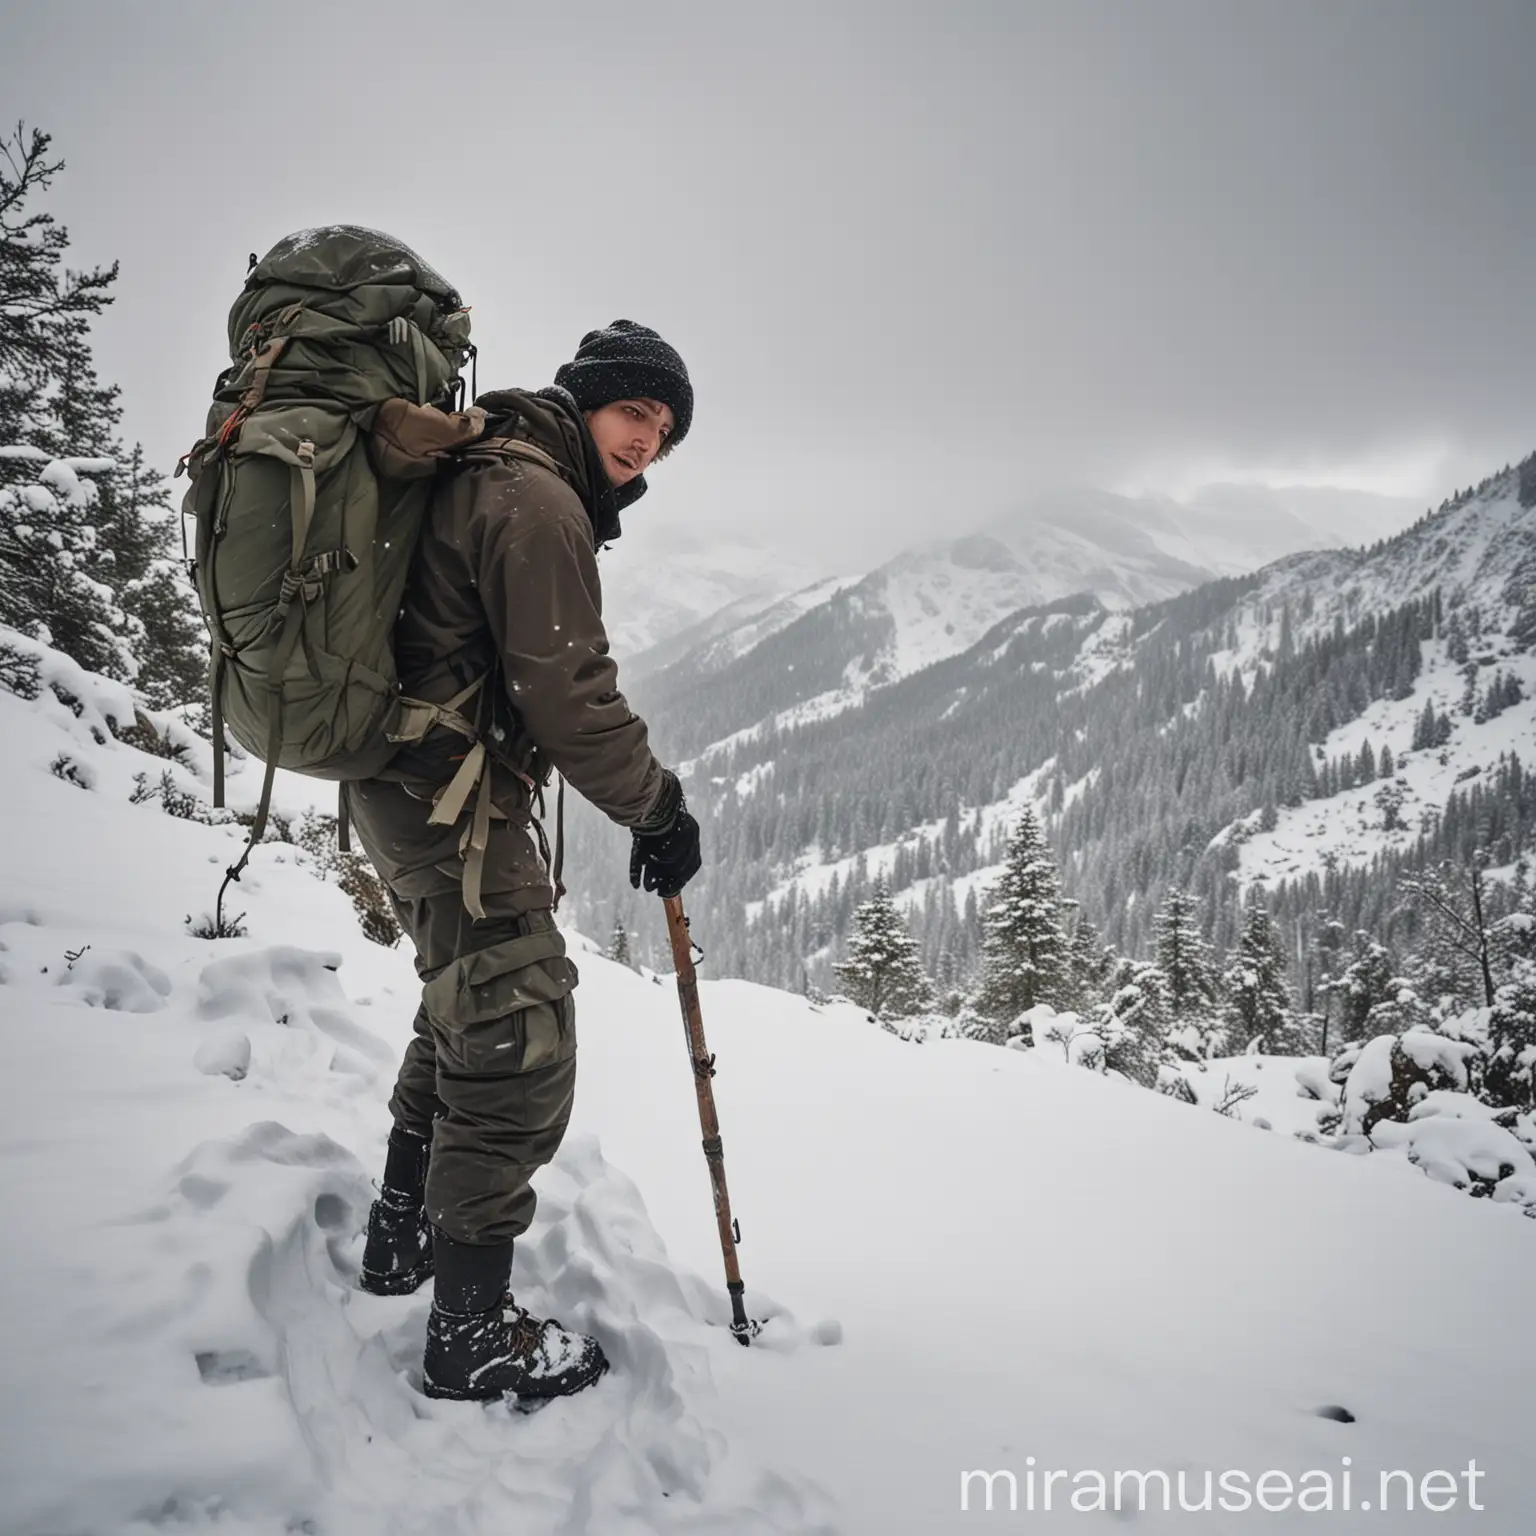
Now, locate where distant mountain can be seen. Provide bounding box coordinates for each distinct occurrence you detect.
[596,520,833,659]
[561,457,1534,994]
[630,483,1421,761]
[627,576,854,683]
[603,483,1418,694]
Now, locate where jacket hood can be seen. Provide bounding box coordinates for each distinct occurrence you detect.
[471,385,647,546]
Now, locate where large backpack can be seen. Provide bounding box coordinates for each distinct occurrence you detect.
[178,226,491,915]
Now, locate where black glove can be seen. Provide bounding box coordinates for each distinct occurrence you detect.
[629,771,702,898]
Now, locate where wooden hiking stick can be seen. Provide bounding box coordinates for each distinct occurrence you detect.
[662,893,755,1345]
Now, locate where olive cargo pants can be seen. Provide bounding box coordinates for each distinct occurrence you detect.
[341,776,578,1246]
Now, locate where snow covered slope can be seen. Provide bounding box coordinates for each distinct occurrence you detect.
[1203,475,1536,884]
[4,637,1535,1534]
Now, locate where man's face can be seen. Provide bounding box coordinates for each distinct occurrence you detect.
[584,398,676,487]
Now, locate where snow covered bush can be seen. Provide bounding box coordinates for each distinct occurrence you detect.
[1155,1064,1199,1104]
[951,1003,1008,1045]
[1337,1027,1482,1137]
[1373,1107,1536,1211]
[1086,956,1168,1087]
[1024,1004,1109,1072]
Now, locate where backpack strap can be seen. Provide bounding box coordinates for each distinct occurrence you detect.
[210,648,227,809]
[458,436,565,480]
[213,434,325,929]
[388,674,484,749]
[423,743,564,921]
[552,773,566,908]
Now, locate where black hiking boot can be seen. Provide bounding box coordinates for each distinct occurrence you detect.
[422,1232,609,1402]
[359,1126,434,1296]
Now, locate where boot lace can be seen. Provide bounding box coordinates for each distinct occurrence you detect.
[502,1298,546,1360]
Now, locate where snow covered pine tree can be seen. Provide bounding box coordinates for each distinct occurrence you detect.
[974,807,1069,1045]
[0,123,203,704]
[1222,895,1306,1054]
[1153,886,1223,1060]
[833,879,933,1021]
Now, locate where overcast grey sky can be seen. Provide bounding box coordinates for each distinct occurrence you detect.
[2,0,1532,567]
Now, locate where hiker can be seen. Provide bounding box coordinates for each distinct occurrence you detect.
[348,320,703,1401]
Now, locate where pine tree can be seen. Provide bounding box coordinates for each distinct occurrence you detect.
[1446,610,1469,665]
[1,123,202,701]
[1412,699,1437,751]
[1059,907,1110,1013]
[1313,917,1348,1054]
[974,808,1068,1041]
[1519,451,1536,512]
[41,339,203,706]
[0,125,118,454]
[1400,856,1498,1009]
[833,879,933,1020]
[1221,895,1303,1053]
[1324,930,1398,1044]
[0,455,140,677]
[607,917,632,969]
[1153,886,1222,1057]
[1485,958,1536,1112]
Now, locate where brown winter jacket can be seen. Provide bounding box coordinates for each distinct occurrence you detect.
[382,387,669,858]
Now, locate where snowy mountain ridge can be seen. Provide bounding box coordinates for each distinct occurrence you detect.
[551,457,1536,991]
[629,483,1421,768]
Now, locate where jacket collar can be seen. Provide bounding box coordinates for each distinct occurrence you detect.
[471,385,647,547]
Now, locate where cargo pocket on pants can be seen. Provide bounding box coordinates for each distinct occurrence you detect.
[421,924,578,1076]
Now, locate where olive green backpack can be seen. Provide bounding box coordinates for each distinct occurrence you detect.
[177,226,489,915]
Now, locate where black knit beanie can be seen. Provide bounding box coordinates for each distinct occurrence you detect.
[553,319,693,450]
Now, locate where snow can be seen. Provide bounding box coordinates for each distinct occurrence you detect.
[6,634,1536,1533]
[1235,633,1536,887]
[1371,1115,1536,1197]
[1172,1052,1339,1139]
